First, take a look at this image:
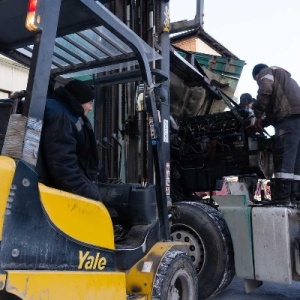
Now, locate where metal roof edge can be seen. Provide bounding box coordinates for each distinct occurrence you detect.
[0,54,29,71]
[170,27,240,60]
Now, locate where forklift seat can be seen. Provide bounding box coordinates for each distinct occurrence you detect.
[0,99,19,153]
[99,183,157,226]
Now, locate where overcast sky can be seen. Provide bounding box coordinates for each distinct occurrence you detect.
[170,0,300,100]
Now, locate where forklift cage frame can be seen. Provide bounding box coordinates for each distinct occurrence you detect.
[0,0,171,239]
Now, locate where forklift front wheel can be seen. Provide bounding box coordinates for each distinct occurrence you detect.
[0,291,22,300]
[170,201,235,300]
[152,249,198,300]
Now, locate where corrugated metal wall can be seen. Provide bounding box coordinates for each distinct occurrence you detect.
[0,55,28,98]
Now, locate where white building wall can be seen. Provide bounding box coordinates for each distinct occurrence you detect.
[0,55,29,98]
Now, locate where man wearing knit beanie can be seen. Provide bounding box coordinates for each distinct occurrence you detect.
[38,79,106,200]
[65,79,94,104]
[252,63,300,206]
[252,64,268,80]
[240,93,255,109]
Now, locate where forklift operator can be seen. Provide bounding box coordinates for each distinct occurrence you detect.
[38,79,102,200]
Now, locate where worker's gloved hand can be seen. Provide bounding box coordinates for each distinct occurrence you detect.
[246,117,264,136]
[254,117,264,133]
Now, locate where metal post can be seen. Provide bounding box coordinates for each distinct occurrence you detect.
[21,0,62,167]
[195,0,204,28]
[155,0,171,240]
[159,2,171,202]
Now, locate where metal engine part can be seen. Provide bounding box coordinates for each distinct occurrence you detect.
[170,110,273,195]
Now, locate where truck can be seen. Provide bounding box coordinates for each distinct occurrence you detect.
[0,0,199,299]
[1,1,300,300]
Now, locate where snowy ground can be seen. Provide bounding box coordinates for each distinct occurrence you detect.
[213,277,300,299]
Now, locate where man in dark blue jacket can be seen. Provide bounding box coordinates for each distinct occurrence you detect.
[39,79,102,200]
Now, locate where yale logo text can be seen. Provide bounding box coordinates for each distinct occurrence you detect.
[78,250,107,270]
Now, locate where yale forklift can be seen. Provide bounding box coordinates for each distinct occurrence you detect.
[0,0,198,299]
[4,1,300,300]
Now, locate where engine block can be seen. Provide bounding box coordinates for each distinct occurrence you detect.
[170,110,273,196]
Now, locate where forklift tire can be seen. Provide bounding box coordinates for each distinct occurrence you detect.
[170,202,235,300]
[152,249,198,300]
[0,291,22,300]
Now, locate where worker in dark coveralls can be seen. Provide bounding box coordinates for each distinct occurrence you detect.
[237,93,258,200]
[239,92,256,121]
[39,79,104,200]
[239,93,255,110]
[252,63,300,205]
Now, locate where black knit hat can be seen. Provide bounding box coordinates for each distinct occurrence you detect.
[252,64,268,79]
[64,79,94,104]
[240,93,253,107]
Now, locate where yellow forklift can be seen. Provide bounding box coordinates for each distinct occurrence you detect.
[0,0,198,299]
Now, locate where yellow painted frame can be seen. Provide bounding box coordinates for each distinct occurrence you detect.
[126,242,188,297]
[0,156,16,240]
[39,184,115,250]
[5,271,126,299]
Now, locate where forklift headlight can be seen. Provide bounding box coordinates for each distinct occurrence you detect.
[26,0,41,32]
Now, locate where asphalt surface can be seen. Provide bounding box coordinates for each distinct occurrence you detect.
[212,277,300,299]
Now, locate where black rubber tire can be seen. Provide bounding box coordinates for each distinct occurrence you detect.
[0,291,22,300]
[152,249,198,300]
[170,202,235,300]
